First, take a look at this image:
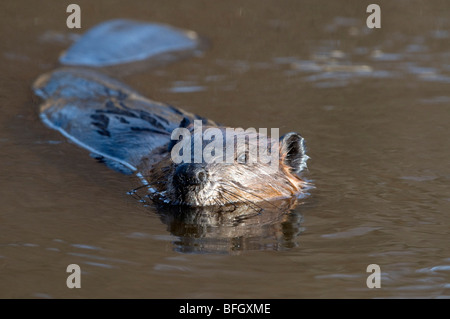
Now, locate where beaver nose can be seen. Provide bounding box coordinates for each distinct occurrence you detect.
[173,164,208,186]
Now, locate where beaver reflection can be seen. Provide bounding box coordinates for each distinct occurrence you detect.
[147,196,305,254]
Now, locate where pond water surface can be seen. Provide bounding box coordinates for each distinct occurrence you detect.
[0,0,449,298]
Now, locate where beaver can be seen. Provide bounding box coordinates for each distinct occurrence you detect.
[33,67,309,208]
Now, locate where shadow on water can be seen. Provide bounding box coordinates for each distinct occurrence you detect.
[148,197,305,254]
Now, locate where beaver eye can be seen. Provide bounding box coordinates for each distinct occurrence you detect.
[237,153,247,164]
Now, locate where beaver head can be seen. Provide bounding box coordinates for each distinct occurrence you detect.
[143,124,309,207]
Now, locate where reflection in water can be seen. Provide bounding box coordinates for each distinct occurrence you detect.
[145,196,304,254]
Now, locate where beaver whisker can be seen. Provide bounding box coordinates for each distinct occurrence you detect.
[216,190,238,210]
[243,168,309,201]
[215,190,238,210]
[128,187,152,205]
[230,183,280,209]
[219,187,263,213]
[128,183,152,194]
[218,184,260,207]
[220,183,269,203]
[141,174,167,182]
[221,190,239,208]
[219,182,280,211]
[148,180,167,185]
[211,192,226,206]
[129,191,143,201]
[213,196,225,208]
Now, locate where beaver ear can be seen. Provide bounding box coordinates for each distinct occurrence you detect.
[280,132,308,173]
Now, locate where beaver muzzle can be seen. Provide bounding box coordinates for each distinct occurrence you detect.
[173,163,208,187]
[171,163,210,205]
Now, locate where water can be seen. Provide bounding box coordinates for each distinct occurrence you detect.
[0,0,449,298]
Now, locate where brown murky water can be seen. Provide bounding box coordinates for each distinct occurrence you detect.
[1,0,449,298]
